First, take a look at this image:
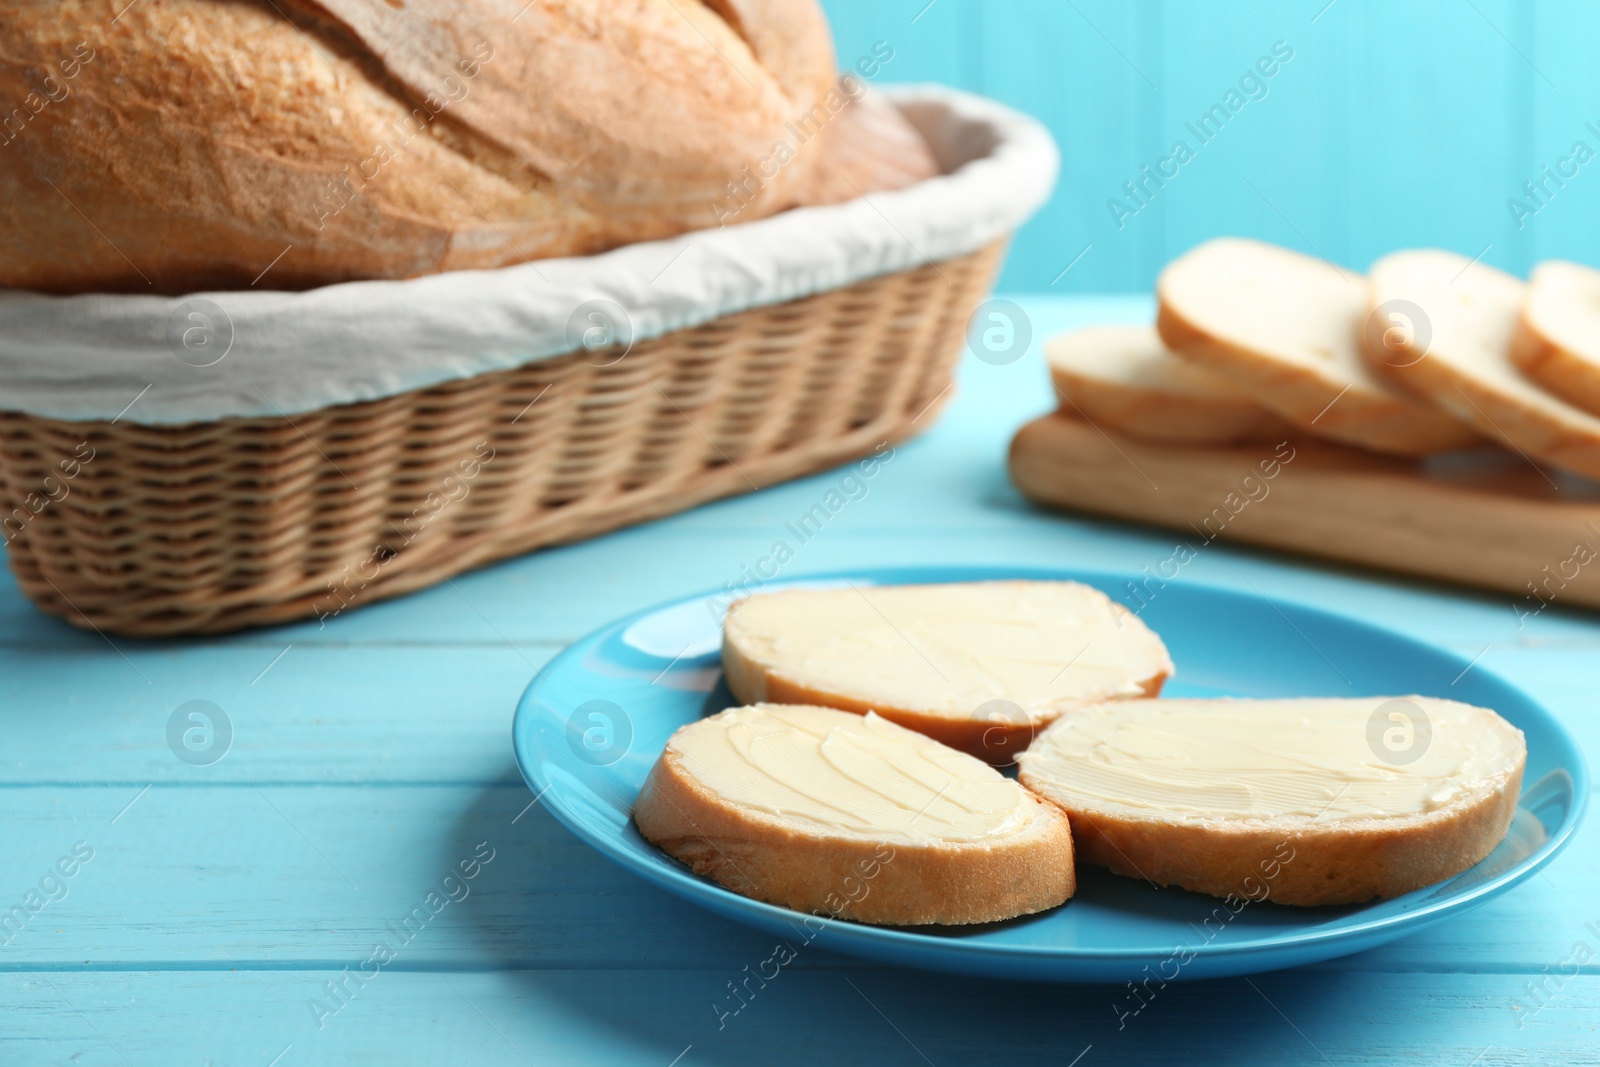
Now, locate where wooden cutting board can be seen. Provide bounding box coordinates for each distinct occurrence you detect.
[1008,412,1600,615]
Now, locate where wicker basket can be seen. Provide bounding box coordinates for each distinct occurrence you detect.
[0,241,1003,636]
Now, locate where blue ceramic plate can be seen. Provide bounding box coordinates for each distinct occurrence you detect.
[512,566,1588,983]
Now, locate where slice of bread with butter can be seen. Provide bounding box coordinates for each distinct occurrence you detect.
[720,580,1173,764]
[1018,696,1526,905]
[636,582,1529,921]
[633,704,1076,926]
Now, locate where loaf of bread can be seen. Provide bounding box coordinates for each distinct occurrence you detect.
[1018,696,1525,905]
[722,580,1172,763]
[1512,260,1600,416]
[634,704,1076,925]
[1047,324,1293,444]
[0,0,937,293]
[1369,250,1600,480]
[1157,238,1482,456]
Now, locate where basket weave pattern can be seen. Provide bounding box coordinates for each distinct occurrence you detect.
[0,242,1003,635]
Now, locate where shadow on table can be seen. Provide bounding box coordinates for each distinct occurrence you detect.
[439,769,1379,1067]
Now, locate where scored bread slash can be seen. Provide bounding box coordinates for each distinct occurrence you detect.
[1513,260,1600,417]
[1156,237,1482,457]
[1046,324,1294,445]
[1017,696,1526,906]
[633,704,1076,926]
[1368,250,1600,481]
[720,580,1173,764]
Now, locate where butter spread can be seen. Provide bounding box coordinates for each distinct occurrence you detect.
[726,582,1172,719]
[670,704,1030,843]
[1019,697,1523,822]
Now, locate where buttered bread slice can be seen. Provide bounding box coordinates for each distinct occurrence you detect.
[1018,696,1526,906]
[634,704,1075,925]
[722,581,1173,763]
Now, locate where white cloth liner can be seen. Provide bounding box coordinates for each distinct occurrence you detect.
[0,86,1057,425]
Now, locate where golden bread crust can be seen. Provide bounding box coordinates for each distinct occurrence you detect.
[0,0,933,292]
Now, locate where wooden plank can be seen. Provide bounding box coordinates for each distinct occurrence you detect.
[0,645,551,785]
[0,775,1592,971]
[1011,411,1600,611]
[2,968,1597,1066]
[0,784,785,971]
[1,615,1597,790]
[2,615,1598,790]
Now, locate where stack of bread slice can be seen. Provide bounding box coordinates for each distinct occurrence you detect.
[1044,237,1600,483]
[633,580,1526,925]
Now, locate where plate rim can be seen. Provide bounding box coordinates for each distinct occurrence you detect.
[511,565,1591,967]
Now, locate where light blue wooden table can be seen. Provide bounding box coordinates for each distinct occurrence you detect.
[3,295,1595,1065]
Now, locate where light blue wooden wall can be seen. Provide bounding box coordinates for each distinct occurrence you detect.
[819,0,1600,292]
